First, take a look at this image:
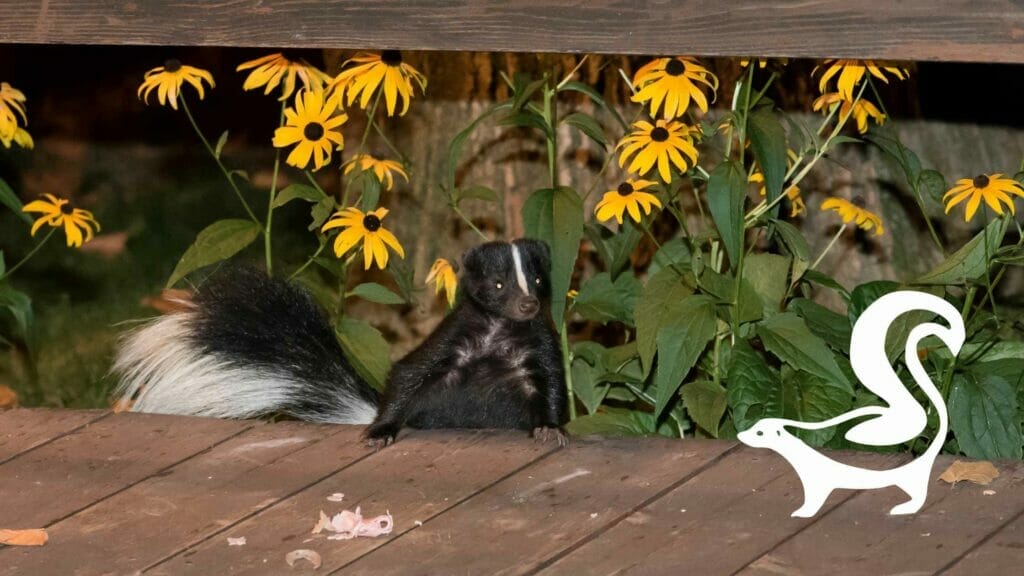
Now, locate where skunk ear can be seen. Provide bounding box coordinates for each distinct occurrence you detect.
[515,238,551,273]
[461,245,484,276]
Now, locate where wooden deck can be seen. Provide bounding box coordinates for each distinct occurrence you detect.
[0,409,1021,575]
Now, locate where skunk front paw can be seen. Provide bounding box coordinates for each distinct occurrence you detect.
[364,421,400,450]
[532,426,569,447]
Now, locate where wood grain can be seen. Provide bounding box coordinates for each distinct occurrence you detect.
[0,408,107,463]
[2,1,1024,63]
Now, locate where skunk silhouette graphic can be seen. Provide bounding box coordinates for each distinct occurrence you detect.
[738,291,964,517]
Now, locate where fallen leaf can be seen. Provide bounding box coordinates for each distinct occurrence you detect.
[78,231,129,259]
[326,493,345,502]
[939,460,1000,485]
[285,549,321,570]
[141,289,194,315]
[983,489,996,496]
[0,385,17,409]
[0,529,48,546]
[310,507,393,540]
[227,536,246,546]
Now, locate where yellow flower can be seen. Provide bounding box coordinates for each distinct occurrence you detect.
[812,92,885,134]
[22,194,101,248]
[815,59,908,100]
[595,179,662,224]
[137,59,215,110]
[1,126,32,150]
[343,154,408,191]
[631,57,718,118]
[236,53,332,101]
[567,289,579,300]
[749,172,804,217]
[426,258,458,307]
[617,119,699,183]
[321,206,405,269]
[330,51,427,117]
[0,82,27,142]
[272,89,347,171]
[739,58,788,69]
[821,197,884,236]
[943,173,1024,222]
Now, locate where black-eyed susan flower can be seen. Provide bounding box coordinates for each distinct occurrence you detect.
[750,172,804,217]
[272,89,347,171]
[631,57,718,118]
[321,206,405,269]
[236,53,332,101]
[0,82,27,142]
[617,119,699,183]
[595,179,662,224]
[331,51,427,117]
[1,126,32,150]
[815,59,908,100]
[812,92,885,134]
[943,173,1024,222]
[739,57,788,69]
[821,197,884,236]
[343,154,408,191]
[426,258,458,307]
[137,59,215,110]
[22,194,101,248]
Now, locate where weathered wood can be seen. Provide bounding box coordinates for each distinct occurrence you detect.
[0,408,107,463]
[149,429,557,575]
[538,448,908,575]
[0,422,370,576]
[943,508,1024,575]
[338,437,736,576]
[737,456,1024,575]
[3,1,1024,63]
[0,412,249,529]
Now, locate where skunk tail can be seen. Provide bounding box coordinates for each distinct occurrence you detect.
[112,268,379,424]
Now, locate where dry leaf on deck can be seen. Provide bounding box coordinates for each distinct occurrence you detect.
[227,536,246,546]
[285,549,321,569]
[326,493,345,502]
[0,529,48,546]
[311,507,393,540]
[0,385,18,409]
[939,460,999,485]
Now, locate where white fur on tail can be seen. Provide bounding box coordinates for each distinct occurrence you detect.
[510,244,530,295]
[112,312,376,425]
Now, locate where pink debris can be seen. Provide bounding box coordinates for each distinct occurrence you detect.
[312,507,393,540]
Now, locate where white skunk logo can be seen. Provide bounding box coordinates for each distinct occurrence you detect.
[738,291,964,517]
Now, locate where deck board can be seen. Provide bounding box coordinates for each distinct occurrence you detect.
[0,409,1021,575]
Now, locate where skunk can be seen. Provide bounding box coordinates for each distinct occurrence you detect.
[113,239,568,447]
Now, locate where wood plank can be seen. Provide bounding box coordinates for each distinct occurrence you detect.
[2,1,1024,63]
[0,408,107,463]
[737,456,1024,575]
[0,421,370,576]
[0,412,249,529]
[337,437,737,576]
[940,495,1024,574]
[538,448,908,575]
[148,429,557,575]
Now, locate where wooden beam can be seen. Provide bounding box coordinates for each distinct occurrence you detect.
[1,1,1023,63]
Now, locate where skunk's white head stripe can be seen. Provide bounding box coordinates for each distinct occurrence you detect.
[510,243,530,295]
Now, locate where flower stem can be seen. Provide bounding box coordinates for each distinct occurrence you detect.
[290,241,327,280]
[810,224,847,270]
[179,96,261,225]
[265,100,287,276]
[453,204,488,241]
[560,320,577,421]
[1,229,55,281]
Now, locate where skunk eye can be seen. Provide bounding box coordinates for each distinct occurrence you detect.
[534,277,542,285]
[495,281,503,290]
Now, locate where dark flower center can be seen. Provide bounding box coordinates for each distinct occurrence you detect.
[973,174,990,189]
[381,50,403,66]
[650,127,669,142]
[665,58,686,76]
[363,214,382,231]
[164,59,182,72]
[304,122,325,141]
[617,182,634,196]
[59,203,74,215]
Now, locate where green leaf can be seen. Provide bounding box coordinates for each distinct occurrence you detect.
[346,282,406,305]
[455,185,500,204]
[680,379,727,437]
[214,130,229,159]
[229,169,250,183]
[571,345,610,415]
[914,217,1008,285]
[308,197,336,231]
[446,102,512,193]
[566,407,674,438]
[356,173,382,212]
[781,369,853,447]
[653,295,718,418]
[865,126,921,187]
[789,298,851,353]
[272,183,324,208]
[512,76,547,111]
[949,373,1022,459]
[522,187,583,322]
[573,272,641,326]
[557,80,629,130]
[747,108,787,216]
[335,317,392,392]
[167,219,262,288]
[802,269,850,300]
[743,253,790,316]
[0,178,31,224]
[0,282,33,344]
[770,219,810,262]
[562,112,607,148]
[647,238,692,277]
[917,169,947,204]
[500,109,554,140]
[727,339,783,431]
[757,312,850,389]
[0,251,5,277]
[584,221,643,280]
[706,161,747,268]
[848,281,940,363]
[635,267,695,375]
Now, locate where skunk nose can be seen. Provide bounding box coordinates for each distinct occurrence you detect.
[519,297,539,315]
